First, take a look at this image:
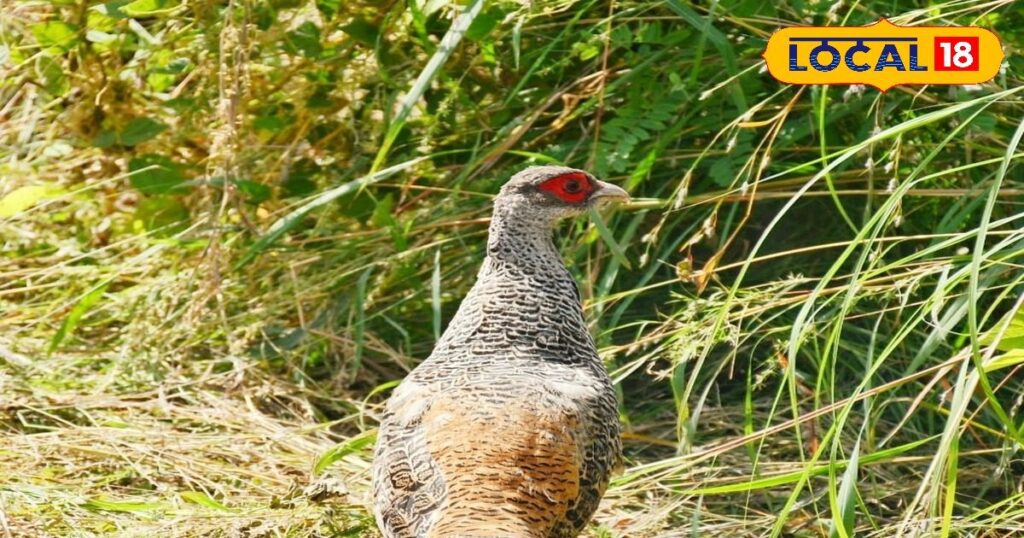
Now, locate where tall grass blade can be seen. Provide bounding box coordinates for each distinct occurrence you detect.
[49,281,111,354]
[829,438,861,538]
[314,430,377,476]
[370,0,483,172]
[432,248,442,343]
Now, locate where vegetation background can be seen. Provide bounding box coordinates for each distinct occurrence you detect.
[2,0,1024,536]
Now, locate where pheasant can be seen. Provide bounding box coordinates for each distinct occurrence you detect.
[372,166,628,538]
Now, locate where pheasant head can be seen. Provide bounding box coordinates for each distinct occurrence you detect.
[487,166,629,259]
[495,165,629,220]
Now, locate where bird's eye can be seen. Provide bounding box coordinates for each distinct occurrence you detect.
[537,172,591,203]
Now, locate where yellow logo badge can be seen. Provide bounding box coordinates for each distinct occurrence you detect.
[762,18,1004,91]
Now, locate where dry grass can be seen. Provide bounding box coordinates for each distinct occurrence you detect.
[0,347,368,537]
[4,0,1024,536]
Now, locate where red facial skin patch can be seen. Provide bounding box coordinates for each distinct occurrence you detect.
[537,172,593,204]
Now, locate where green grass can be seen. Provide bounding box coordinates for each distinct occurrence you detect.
[2,0,1024,536]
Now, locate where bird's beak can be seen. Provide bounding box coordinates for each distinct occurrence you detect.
[591,180,630,204]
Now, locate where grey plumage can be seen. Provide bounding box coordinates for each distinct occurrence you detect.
[372,166,627,538]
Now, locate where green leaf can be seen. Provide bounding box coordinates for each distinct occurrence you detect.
[92,117,167,148]
[133,196,189,235]
[340,17,379,47]
[983,349,1024,372]
[253,114,291,142]
[305,85,333,109]
[121,0,178,16]
[286,22,322,58]
[31,21,80,52]
[120,117,168,146]
[979,304,1024,352]
[335,189,376,223]
[157,57,191,74]
[829,439,860,538]
[465,7,502,41]
[87,5,120,30]
[590,210,632,270]
[610,25,632,49]
[147,72,176,92]
[572,41,600,61]
[234,179,272,204]
[408,0,429,49]
[97,0,134,19]
[129,155,185,194]
[709,156,735,187]
[316,0,340,19]
[50,281,111,353]
[352,266,373,375]
[280,160,319,198]
[146,52,188,91]
[369,193,395,228]
[91,129,118,149]
[969,113,998,133]
[82,496,167,512]
[0,185,64,218]
[37,56,69,96]
[180,491,231,512]
[314,430,377,475]
[282,175,316,198]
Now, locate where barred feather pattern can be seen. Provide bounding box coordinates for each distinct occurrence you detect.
[372,167,623,538]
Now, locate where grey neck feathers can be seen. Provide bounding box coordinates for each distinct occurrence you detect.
[426,196,596,367]
[485,201,562,266]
